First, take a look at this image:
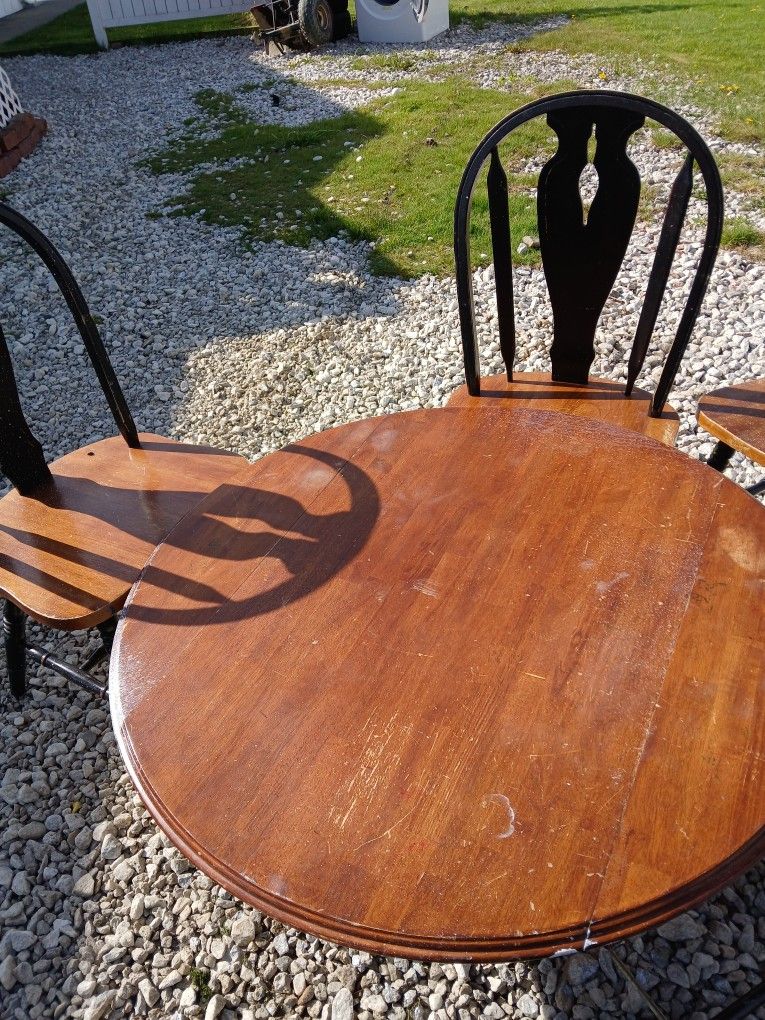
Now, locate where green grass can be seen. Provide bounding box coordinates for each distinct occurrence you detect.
[0,2,254,55]
[4,0,762,274]
[451,0,764,145]
[146,80,560,277]
[2,0,761,145]
[4,0,762,146]
[349,53,417,72]
[718,152,765,212]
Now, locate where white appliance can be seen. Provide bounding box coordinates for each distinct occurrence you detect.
[355,0,448,44]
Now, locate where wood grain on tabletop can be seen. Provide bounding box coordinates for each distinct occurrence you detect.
[447,372,680,447]
[111,406,765,961]
[0,434,245,629]
[698,379,765,467]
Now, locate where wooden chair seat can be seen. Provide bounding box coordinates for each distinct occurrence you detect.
[698,379,765,468]
[447,372,680,446]
[0,433,246,630]
[0,200,249,698]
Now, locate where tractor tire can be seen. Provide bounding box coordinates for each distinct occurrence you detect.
[298,0,334,45]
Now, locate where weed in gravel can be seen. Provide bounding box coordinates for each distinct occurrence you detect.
[189,968,213,1005]
[349,53,418,72]
[721,217,765,259]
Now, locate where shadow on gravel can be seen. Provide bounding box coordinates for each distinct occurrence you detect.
[0,649,121,1019]
[145,85,399,275]
[0,43,418,457]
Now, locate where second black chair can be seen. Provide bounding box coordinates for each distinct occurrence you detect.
[448,89,724,448]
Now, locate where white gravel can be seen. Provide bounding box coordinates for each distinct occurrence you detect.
[0,15,764,1020]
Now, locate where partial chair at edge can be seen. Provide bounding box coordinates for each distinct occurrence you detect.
[448,90,724,446]
[698,379,765,496]
[0,202,246,700]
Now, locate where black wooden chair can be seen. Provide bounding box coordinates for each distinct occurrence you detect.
[0,202,246,699]
[449,90,724,447]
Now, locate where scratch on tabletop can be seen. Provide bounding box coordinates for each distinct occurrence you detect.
[353,805,417,853]
[484,870,509,888]
[596,571,630,595]
[683,490,698,543]
[337,795,358,830]
[529,748,582,759]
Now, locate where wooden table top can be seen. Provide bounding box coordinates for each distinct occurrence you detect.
[111,407,765,961]
[698,378,765,467]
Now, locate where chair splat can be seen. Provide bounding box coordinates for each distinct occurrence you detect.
[452,90,723,424]
[538,106,644,384]
[0,326,52,496]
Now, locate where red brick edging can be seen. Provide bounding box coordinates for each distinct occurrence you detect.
[0,112,47,178]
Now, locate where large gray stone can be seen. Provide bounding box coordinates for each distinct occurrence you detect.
[656,915,705,942]
[83,990,117,1020]
[517,995,540,1019]
[332,987,355,1020]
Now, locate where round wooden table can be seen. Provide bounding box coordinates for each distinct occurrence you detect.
[111,407,765,961]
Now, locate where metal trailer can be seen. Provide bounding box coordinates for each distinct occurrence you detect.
[250,0,351,52]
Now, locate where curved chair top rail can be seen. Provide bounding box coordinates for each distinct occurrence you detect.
[0,202,139,494]
[454,90,724,417]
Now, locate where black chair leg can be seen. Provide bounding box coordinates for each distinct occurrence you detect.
[82,616,117,673]
[97,616,117,654]
[3,600,27,699]
[712,980,765,1020]
[708,440,734,471]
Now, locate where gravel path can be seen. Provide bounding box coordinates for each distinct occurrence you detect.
[1,17,764,1020]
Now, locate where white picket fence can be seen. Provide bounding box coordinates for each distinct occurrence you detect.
[0,0,23,20]
[0,64,23,130]
[85,0,255,48]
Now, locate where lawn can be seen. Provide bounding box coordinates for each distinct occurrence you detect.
[2,0,762,147]
[479,0,764,144]
[147,81,558,278]
[2,0,762,276]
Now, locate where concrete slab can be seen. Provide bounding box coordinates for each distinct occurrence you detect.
[0,0,83,46]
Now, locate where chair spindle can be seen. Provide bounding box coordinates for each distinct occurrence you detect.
[627,151,694,396]
[487,146,516,380]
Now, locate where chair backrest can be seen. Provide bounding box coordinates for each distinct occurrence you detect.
[454,90,724,417]
[0,202,139,496]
